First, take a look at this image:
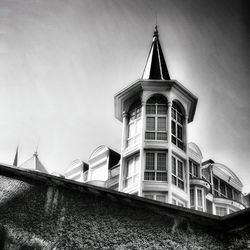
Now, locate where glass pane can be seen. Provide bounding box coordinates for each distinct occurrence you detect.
[146,153,155,170]
[227,186,233,199]
[157,105,167,114]
[177,140,184,150]
[145,132,155,140]
[177,112,183,124]
[171,121,176,135]
[197,189,203,207]
[134,155,140,174]
[128,122,135,138]
[216,207,227,216]
[178,180,184,190]
[172,176,177,185]
[157,117,166,131]
[220,181,226,196]
[193,164,199,177]
[146,117,155,130]
[172,157,176,175]
[177,161,183,179]
[171,108,176,119]
[135,107,141,118]
[146,105,156,114]
[172,199,177,205]
[127,159,134,177]
[177,125,183,140]
[156,195,165,202]
[135,119,141,134]
[171,136,176,145]
[144,172,155,180]
[157,153,166,170]
[156,172,167,181]
[190,189,195,206]
[144,195,154,200]
[157,132,167,140]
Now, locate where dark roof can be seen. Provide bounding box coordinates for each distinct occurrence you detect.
[142,26,170,80]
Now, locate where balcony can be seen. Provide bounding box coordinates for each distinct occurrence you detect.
[190,177,211,192]
[213,196,246,210]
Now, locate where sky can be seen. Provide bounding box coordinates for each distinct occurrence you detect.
[0,0,249,192]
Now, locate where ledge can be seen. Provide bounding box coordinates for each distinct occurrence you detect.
[190,177,211,191]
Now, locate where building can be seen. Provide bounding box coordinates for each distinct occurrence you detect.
[62,26,247,216]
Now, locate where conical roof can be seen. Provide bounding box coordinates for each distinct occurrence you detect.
[19,152,48,174]
[142,26,170,80]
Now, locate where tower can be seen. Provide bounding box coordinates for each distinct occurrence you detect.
[114,26,198,207]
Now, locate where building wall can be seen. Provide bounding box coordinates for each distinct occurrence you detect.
[0,165,249,250]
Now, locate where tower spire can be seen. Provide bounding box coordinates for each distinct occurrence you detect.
[142,26,170,80]
[13,146,18,167]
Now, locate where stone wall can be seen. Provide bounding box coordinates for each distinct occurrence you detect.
[0,164,249,250]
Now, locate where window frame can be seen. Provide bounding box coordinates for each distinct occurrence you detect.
[144,151,168,182]
[124,154,140,188]
[145,96,167,141]
[171,102,185,150]
[127,101,142,147]
[189,160,199,178]
[172,155,185,190]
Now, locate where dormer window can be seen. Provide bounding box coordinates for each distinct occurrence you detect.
[145,95,167,141]
[189,160,199,178]
[171,101,184,150]
[127,101,142,147]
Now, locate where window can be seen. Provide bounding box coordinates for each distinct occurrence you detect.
[127,101,141,146]
[190,188,195,208]
[213,177,219,196]
[172,156,185,190]
[144,193,167,203]
[171,102,184,150]
[213,177,237,201]
[197,188,203,211]
[189,160,199,178]
[124,154,139,188]
[172,198,185,207]
[145,96,167,141]
[216,207,227,216]
[144,152,167,181]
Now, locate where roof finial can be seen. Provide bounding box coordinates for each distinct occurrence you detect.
[154,12,158,38]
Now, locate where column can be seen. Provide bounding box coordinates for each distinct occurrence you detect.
[185,114,190,208]
[118,111,128,191]
[167,101,172,203]
[138,101,146,197]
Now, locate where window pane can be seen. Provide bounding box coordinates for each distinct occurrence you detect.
[172,199,177,205]
[190,189,195,207]
[144,172,155,180]
[135,119,141,134]
[197,189,203,207]
[146,117,155,130]
[216,207,227,216]
[172,157,176,175]
[128,123,135,138]
[172,176,177,185]
[135,107,141,118]
[144,194,154,200]
[171,121,176,135]
[213,177,219,191]
[157,153,166,170]
[145,132,155,140]
[127,159,133,177]
[177,113,183,124]
[177,125,183,140]
[220,181,226,196]
[171,136,176,145]
[227,186,233,199]
[171,108,176,119]
[178,179,184,190]
[157,117,166,131]
[193,164,199,177]
[156,195,165,202]
[157,132,167,140]
[156,172,167,181]
[177,140,184,150]
[146,105,156,114]
[134,156,140,174]
[146,153,155,170]
[177,161,183,179]
[157,105,167,114]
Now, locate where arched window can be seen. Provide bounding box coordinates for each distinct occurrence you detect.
[145,95,167,140]
[127,100,142,147]
[171,101,184,150]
